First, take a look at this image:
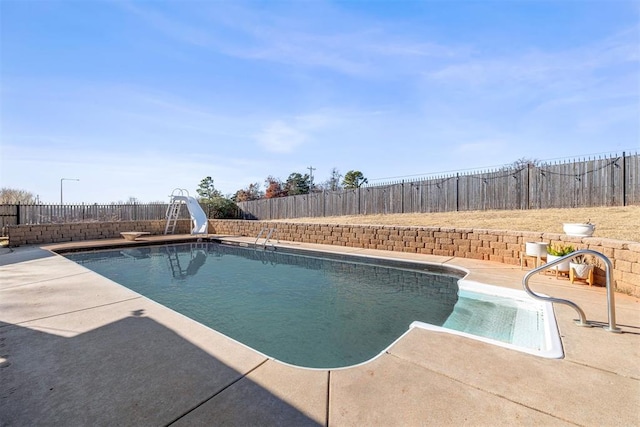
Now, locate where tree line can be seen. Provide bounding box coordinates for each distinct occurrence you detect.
[195,169,368,218]
[0,168,366,205]
[234,169,367,202]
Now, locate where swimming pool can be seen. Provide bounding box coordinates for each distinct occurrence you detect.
[64,242,562,368]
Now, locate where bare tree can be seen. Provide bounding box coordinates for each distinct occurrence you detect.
[0,188,36,204]
[319,167,343,191]
[504,157,542,171]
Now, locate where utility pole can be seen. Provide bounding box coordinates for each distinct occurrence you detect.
[307,166,316,190]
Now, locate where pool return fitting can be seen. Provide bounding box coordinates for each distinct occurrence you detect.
[522,249,621,333]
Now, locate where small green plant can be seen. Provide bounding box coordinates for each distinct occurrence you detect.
[547,244,575,256]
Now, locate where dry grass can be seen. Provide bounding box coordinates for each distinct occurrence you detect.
[272,206,640,243]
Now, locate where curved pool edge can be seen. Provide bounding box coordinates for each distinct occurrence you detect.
[54,237,564,369]
[241,242,565,365]
[249,241,565,362]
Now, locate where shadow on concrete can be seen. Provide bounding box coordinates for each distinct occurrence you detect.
[0,311,322,426]
[0,247,55,266]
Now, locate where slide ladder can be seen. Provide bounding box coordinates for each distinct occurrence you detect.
[165,246,185,278]
[164,195,183,235]
[164,188,209,235]
[164,244,208,279]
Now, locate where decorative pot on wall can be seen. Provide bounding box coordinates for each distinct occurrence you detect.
[563,223,595,237]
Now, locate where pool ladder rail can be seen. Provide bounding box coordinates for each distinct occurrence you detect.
[255,227,279,249]
[522,249,621,333]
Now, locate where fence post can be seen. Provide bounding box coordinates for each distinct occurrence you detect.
[622,151,627,207]
[526,163,531,209]
[323,190,326,217]
[16,203,21,225]
[455,173,459,212]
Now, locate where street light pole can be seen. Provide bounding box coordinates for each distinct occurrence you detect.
[60,178,80,205]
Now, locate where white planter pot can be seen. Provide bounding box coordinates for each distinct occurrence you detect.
[563,223,595,237]
[525,242,548,257]
[547,254,570,272]
[570,262,593,279]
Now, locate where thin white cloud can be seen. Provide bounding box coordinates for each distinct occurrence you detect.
[256,121,307,153]
[254,109,349,154]
[120,2,461,77]
[119,2,213,47]
[427,26,639,88]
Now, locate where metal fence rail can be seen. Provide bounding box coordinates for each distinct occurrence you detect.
[0,203,192,235]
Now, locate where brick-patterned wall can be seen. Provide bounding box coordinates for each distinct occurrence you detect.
[7,220,191,246]
[210,220,640,297]
[7,219,639,296]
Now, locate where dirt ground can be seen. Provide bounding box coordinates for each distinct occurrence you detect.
[273,206,640,243]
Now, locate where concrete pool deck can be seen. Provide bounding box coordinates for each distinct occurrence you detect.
[1,235,638,426]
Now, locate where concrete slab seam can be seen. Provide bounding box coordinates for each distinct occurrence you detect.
[563,357,640,381]
[164,358,270,426]
[325,370,331,427]
[0,271,96,291]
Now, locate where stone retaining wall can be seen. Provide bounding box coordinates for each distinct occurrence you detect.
[210,220,640,297]
[7,219,639,296]
[6,220,191,246]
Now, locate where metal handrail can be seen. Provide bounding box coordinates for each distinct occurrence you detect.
[263,228,279,248]
[255,227,279,248]
[522,249,621,332]
[254,227,267,245]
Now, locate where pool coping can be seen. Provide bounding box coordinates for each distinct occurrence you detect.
[1,234,639,425]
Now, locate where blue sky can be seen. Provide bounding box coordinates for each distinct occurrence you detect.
[1,0,638,204]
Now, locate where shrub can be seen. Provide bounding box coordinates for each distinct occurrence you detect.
[547,244,575,256]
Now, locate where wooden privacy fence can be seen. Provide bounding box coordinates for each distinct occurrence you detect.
[238,152,640,220]
[2,152,637,232]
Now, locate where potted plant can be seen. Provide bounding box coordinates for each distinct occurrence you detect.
[546,244,574,272]
[569,255,594,285]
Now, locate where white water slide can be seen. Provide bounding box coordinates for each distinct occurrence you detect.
[165,189,209,235]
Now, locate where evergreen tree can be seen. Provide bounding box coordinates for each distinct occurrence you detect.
[284,172,311,195]
[196,176,222,200]
[342,170,368,189]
